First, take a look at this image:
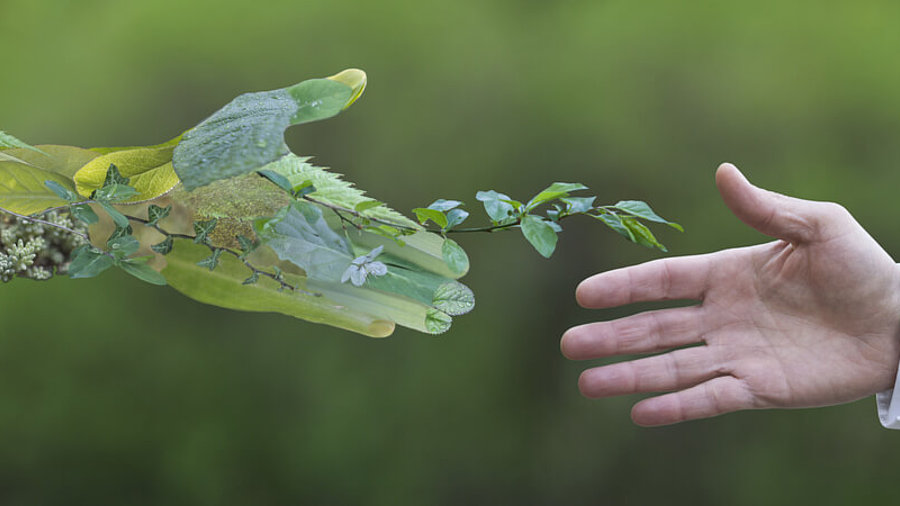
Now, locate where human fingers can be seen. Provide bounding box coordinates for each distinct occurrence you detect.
[716,163,839,244]
[630,375,753,426]
[577,346,720,398]
[576,254,716,308]
[561,306,706,360]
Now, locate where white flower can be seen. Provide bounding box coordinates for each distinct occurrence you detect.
[341,246,388,287]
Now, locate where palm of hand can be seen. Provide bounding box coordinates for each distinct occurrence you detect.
[564,165,900,426]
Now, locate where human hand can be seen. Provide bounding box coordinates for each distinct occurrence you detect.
[562,163,900,426]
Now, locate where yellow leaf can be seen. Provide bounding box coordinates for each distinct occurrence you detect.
[73,144,181,202]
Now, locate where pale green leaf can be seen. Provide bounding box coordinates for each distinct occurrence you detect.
[441,238,469,276]
[520,214,558,258]
[0,161,78,215]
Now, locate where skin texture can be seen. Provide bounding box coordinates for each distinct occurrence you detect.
[562,163,900,427]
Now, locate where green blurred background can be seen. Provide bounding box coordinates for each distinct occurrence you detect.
[2,0,900,504]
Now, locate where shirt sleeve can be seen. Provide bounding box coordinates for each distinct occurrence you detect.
[877,368,900,429]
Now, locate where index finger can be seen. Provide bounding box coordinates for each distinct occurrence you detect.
[576,254,717,308]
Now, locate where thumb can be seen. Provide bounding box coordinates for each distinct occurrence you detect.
[715,163,829,243]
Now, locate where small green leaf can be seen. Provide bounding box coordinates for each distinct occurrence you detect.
[151,236,174,255]
[354,200,383,212]
[593,213,636,242]
[242,271,260,285]
[93,183,139,202]
[445,208,469,230]
[427,199,463,212]
[614,200,683,232]
[432,281,475,316]
[108,224,133,241]
[525,182,588,211]
[412,207,448,229]
[193,218,218,244]
[119,258,167,285]
[623,217,667,252]
[98,201,131,228]
[107,234,140,259]
[147,204,171,226]
[103,164,130,187]
[68,247,114,279]
[236,234,258,258]
[424,308,453,334]
[258,169,294,193]
[44,180,77,201]
[441,238,469,276]
[197,248,223,271]
[292,180,316,198]
[560,196,596,214]
[475,190,516,223]
[520,214,558,258]
[0,131,46,154]
[70,204,99,224]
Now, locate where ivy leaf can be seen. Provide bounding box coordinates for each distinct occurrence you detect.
[151,236,174,255]
[236,234,258,259]
[107,234,140,259]
[525,182,588,211]
[520,214,558,258]
[242,270,260,285]
[146,204,171,226]
[412,207,448,229]
[441,238,469,276]
[193,218,218,244]
[173,71,364,191]
[119,257,167,285]
[70,204,99,224]
[614,200,683,231]
[108,223,133,241]
[475,190,516,223]
[197,248,223,271]
[102,164,130,187]
[68,246,114,279]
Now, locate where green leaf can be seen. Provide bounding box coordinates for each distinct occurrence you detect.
[172,72,363,191]
[412,207,448,229]
[197,248,223,271]
[445,209,469,229]
[520,214,558,258]
[525,182,588,211]
[71,204,99,224]
[425,308,452,334]
[107,234,140,259]
[73,144,180,202]
[560,196,596,214]
[0,161,78,215]
[593,213,636,242]
[475,190,516,223]
[614,200,683,231]
[93,183,139,203]
[68,247,114,279]
[0,131,45,154]
[161,239,395,338]
[193,218,218,244]
[150,236,174,255]
[242,271,260,285]
[98,201,130,228]
[431,281,475,316]
[0,145,100,178]
[441,238,469,276]
[146,204,171,226]
[236,234,257,258]
[354,200,383,212]
[44,180,77,201]
[258,202,354,282]
[119,257,167,285]
[622,217,668,252]
[427,199,462,212]
[108,224,133,241]
[258,169,294,193]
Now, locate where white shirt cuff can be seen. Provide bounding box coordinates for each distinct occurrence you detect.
[877,370,900,429]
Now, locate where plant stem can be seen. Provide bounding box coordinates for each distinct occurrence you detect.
[0,205,91,243]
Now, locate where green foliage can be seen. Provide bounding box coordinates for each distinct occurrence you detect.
[0,131,44,153]
[0,69,679,337]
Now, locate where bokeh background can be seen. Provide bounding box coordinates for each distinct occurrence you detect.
[2,0,900,504]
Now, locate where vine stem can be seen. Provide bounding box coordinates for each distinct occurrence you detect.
[124,215,319,297]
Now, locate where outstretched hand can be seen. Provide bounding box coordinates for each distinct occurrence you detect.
[562,163,900,426]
